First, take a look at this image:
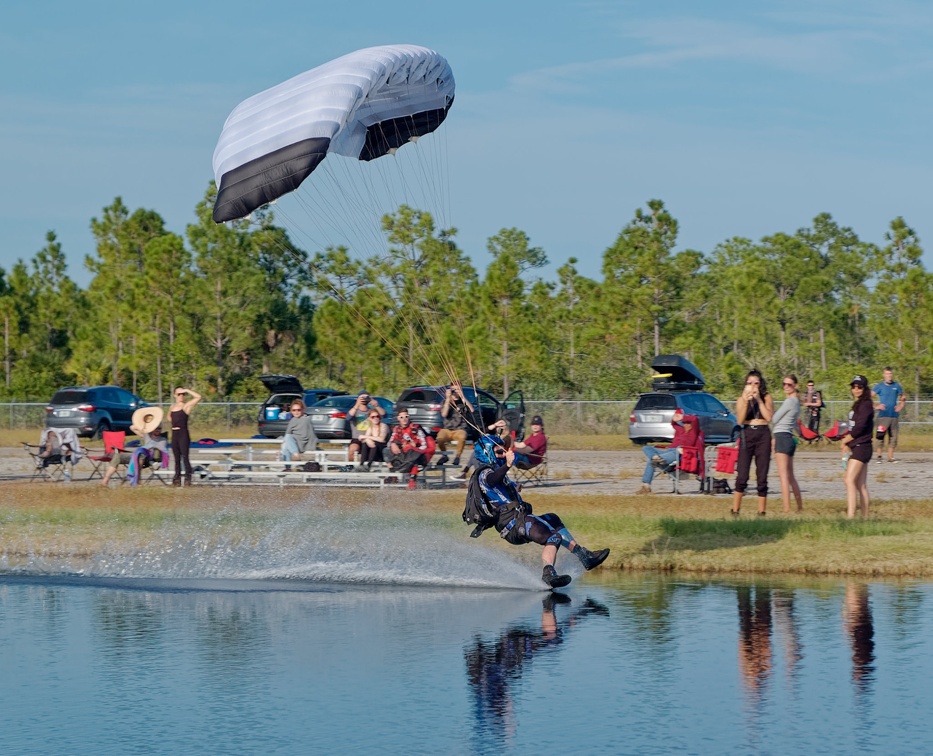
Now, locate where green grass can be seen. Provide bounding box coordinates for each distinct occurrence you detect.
[4,485,933,577]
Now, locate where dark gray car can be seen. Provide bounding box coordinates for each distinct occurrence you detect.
[394,386,525,441]
[257,374,347,438]
[45,386,150,439]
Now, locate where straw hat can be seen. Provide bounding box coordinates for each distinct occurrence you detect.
[132,406,164,434]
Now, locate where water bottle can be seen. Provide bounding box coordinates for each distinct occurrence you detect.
[275,451,281,462]
[841,454,849,470]
[63,468,71,482]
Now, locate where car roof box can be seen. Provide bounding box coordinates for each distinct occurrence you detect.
[650,354,705,391]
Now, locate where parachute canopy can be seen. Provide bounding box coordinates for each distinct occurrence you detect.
[212,44,455,223]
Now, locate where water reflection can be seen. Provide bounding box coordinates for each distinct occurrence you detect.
[463,594,610,747]
[843,582,875,695]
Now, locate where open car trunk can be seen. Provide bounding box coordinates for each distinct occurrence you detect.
[650,355,705,392]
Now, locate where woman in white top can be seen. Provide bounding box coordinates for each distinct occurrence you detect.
[772,374,803,513]
[359,410,390,469]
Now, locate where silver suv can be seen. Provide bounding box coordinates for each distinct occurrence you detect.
[628,355,739,445]
[45,386,150,439]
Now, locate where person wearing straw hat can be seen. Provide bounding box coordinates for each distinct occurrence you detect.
[100,407,168,487]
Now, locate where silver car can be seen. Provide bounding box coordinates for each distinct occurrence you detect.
[308,395,395,440]
[628,391,739,445]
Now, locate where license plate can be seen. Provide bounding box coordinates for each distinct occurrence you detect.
[644,414,662,423]
[55,410,71,417]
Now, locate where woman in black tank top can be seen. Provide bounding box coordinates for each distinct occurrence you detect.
[169,386,202,486]
[731,369,774,517]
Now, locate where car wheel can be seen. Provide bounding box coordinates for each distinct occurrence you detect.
[94,421,111,440]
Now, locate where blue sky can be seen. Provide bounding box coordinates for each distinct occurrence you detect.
[3,0,932,286]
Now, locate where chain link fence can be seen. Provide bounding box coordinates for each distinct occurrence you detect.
[7,399,933,435]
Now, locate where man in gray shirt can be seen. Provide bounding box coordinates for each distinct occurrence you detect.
[281,399,317,463]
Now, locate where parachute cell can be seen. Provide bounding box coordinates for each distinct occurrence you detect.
[211,44,455,223]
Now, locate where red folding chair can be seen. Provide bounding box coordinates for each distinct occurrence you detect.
[85,431,126,481]
[796,419,820,444]
[823,421,848,442]
[674,432,706,494]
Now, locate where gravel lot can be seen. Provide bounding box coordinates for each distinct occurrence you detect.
[4,445,931,501]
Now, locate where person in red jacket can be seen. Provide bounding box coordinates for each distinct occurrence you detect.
[388,410,430,489]
[637,410,699,494]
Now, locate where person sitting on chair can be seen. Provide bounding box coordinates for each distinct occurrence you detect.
[100,410,168,487]
[513,415,548,468]
[637,410,699,495]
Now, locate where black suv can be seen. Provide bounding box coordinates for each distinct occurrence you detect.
[394,386,525,441]
[257,374,348,437]
[628,355,739,445]
[45,386,151,438]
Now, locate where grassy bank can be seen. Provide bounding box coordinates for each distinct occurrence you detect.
[3,485,933,577]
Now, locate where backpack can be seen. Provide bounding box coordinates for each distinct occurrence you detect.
[462,465,499,538]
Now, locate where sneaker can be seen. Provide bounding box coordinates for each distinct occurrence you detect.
[453,456,460,466]
[637,484,652,495]
[452,470,468,481]
[408,466,419,490]
[651,454,663,462]
[437,455,449,466]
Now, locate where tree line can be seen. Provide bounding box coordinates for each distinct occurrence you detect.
[1,186,928,404]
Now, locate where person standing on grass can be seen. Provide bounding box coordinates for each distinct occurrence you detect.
[803,381,823,434]
[772,375,803,513]
[871,367,905,463]
[840,375,874,518]
[169,386,202,487]
[731,369,774,517]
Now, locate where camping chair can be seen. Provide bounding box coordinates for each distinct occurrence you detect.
[23,428,82,482]
[823,421,848,443]
[796,419,820,445]
[123,446,170,486]
[673,433,706,494]
[85,431,126,482]
[514,454,549,487]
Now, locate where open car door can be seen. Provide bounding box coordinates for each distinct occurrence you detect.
[501,390,526,440]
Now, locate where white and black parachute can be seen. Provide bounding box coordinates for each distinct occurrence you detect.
[212,44,455,223]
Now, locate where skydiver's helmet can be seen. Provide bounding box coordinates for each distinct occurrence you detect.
[474,433,506,468]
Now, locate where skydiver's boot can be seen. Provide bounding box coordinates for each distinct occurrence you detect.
[573,545,610,571]
[542,564,572,589]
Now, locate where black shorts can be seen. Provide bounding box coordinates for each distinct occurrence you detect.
[774,432,796,456]
[850,442,872,464]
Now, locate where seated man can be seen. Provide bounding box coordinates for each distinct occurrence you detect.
[388,410,430,489]
[100,425,168,487]
[513,415,547,468]
[280,399,317,464]
[637,410,698,494]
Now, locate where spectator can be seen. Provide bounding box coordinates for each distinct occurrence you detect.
[388,410,430,489]
[100,411,169,487]
[280,399,317,465]
[802,381,823,434]
[513,415,548,468]
[840,375,874,518]
[772,374,804,513]
[168,386,202,487]
[436,380,474,466]
[359,409,390,470]
[871,367,905,463]
[731,369,774,517]
[347,392,385,463]
[637,410,698,495]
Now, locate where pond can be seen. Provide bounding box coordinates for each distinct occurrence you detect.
[3,561,932,754]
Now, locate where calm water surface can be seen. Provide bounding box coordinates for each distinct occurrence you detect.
[2,505,932,754]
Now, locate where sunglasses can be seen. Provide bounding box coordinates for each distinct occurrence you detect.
[291,407,303,412]
[369,415,380,419]
[494,448,506,456]
[782,382,795,387]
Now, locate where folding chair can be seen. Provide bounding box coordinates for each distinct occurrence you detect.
[23,428,80,482]
[124,447,171,486]
[673,433,706,494]
[823,421,848,443]
[85,431,126,482]
[796,419,820,445]
[514,454,549,487]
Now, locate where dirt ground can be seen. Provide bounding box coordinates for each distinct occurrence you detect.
[4,445,931,501]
